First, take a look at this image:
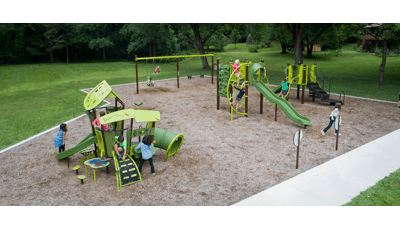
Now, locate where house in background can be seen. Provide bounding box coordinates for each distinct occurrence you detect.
[303,43,321,52]
[359,23,383,52]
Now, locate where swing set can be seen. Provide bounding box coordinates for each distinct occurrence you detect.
[134,54,214,94]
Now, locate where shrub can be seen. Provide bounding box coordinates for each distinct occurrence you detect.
[248,45,258,53]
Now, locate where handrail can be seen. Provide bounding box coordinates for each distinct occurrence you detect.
[339,91,346,105]
[308,67,331,95]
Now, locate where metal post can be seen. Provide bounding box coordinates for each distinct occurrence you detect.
[301,64,306,104]
[260,59,264,114]
[152,122,156,143]
[245,58,249,118]
[296,130,300,169]
[135,55,139,94]
[275,104,277,121]
[217,58,220,110]
[176,54,179,88]
[297,62,301,99]
[287,63,290,102]
[91,109,98,158]
[211,53,214,84]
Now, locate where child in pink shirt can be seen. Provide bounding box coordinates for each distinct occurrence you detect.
[92,111,108,130]
[153,66,161,76]
[232,59,242,85]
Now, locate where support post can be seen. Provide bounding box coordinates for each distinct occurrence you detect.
[296,130,300,169]
[297,62,301,99]
[217,58,220,110]
[245,58,249,118]
[301,64,306,104]
[211,53,214,84]
[260,59,264,114]
[275,104,277,121]
[135,55,139,94]
[335,116,341,151]
[287,63,290,102]
[91,109,98,158]
[176,54,179,88]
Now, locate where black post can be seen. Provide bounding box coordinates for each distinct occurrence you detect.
[336,116,341,151]
[245,58,249,118]
[177,54,179,88]
[296,130,300,169]
[275,104,277,121]
[135,55,139,94]
[211,53,214,84]
[217,58,220,110]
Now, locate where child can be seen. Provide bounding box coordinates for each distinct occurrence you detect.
[280,78,290,99]
[54,123,67,153]
[92,111,107,130]
[152,66,161,76]
[114,136,127,161]
[397,92,400,108]
[321,104,341,136]
[232,59,242,85]
[213,63,217,71]
[136,135,156,175]
[232,83,246,110]
[147,76,155,86]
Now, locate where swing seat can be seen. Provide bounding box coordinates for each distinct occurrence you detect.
[147,82,155,87]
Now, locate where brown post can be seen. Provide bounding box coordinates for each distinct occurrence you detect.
[275,104,277,121]
[138,125,142,142]
[245,58,249,118]
[211,53,214,84]
[151,122,156,143]
[217,58,220,110]
[301,64,306,104]
[67,157,69,168]
[260,59,264,114]
[297,62,301,99]
[230,84,232,116]
[102,129,107,158]
[135,55,139,94]
[177,54,179,88]
[287,62,290,102]
[91,109,98,158]
[296,130,300,169]
[335,116,341,151]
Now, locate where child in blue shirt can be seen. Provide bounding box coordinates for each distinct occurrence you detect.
[136,135,156,175]
[321,104,341,136]
[232,83,246,109]
[54,123,68,153]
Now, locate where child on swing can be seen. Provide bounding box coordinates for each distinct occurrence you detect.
[232,82,246,110]
[152,66,161,76]
[147,76,155,86]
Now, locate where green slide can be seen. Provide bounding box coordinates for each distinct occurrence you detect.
[272,82,282,94]
[252,81,312,126]
[55,133,97,160]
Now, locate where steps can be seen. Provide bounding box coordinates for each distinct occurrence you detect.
[307,82,342,105]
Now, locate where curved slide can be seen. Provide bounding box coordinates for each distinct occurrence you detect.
[252,81,312,126]
[55,133,97,160]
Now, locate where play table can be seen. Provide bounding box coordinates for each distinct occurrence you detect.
[84,158,110,182]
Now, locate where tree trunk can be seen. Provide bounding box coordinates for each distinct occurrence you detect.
[306,44,313,57]
[75,50,78,63]
[102,47,106,60]
[379,39,387,86]
[281,42,287,54]
[235,43,236,50]
[149,42,152,57]
[153,41,156,64]
[66,44,69,63]
[198,45,210,70]
[50,49,54,63]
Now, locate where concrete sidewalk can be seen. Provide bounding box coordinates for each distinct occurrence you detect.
[233,128,400,206]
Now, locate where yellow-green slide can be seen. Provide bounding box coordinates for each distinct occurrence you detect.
[55,134,97,160]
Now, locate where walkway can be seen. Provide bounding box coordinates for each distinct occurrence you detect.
[233,128,400,206]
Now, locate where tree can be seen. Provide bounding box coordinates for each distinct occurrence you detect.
[230,29,241,50]
[173,23,223,69]
[42,24,67,63]
[284,23,333,64]
[265,24,291,54]
[245,24,267,47]
[360,23,400,86]
[205,29,228,51]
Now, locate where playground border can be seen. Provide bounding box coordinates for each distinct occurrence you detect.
[0,76,397,156]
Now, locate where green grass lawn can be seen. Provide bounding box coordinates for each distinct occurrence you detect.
[344,168,400,206]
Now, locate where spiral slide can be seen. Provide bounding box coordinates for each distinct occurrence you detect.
[55,133,97,160]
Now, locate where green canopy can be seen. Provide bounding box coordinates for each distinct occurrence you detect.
[99,109,160,124]
[84,80,124,110]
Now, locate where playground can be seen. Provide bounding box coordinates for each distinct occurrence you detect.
[1,73,399,206]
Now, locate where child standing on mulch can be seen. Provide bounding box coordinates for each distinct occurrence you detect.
[92,111,107,130]
[232,83,246,110]
[321,104,341,136]
[136,135,156,175]
[54,123,68,153]
[396,92,400,108]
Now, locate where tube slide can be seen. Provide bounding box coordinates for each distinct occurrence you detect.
[55,133,97,160]
[154,128,184,162]
[253,81,312,126]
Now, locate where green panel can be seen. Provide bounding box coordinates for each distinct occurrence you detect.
[135,111,160,123]
[131,128,155,137]
[99,109,135,125]
[104,131,116,158]
[218,64,230,98]
[84,80,113,110]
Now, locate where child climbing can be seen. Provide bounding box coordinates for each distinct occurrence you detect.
[152,66,161,76]
[147,76,155,86]
[232,59,242,85]
[213,63,217,71]
[114,136,127,161]
[92,111,107,130]
[280,78,290,99]
[54,123,67,153]
[321,104,341,136]
[136,134,156,175]
[232,83,246,110]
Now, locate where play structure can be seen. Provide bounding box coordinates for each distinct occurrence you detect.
[54,80,184,190]
[216,58,312,127]
[135,54,214,94]
[277,62,346,106]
